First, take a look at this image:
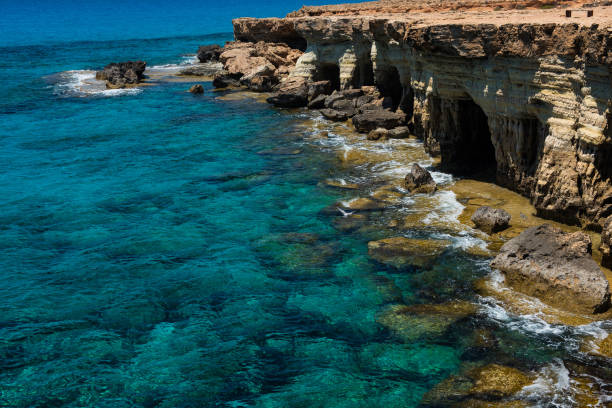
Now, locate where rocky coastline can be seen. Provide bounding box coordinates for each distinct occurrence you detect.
[92,1,612,403]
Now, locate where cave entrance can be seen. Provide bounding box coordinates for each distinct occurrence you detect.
[354,57,374,88]
[317,63,341,91]
[440,98,496,176]
[376,66,403,111]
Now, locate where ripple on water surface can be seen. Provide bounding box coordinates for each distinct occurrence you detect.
[1,61,611,406]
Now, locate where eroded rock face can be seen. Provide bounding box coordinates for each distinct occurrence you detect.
[96,61,146,89]
[471,206,511,234]
[233,16,612,227]
[352,110,406,132]
[197,44,222,63]
[600,215,612,268]
[491,224,611,314]
[216,41,303,91]
[404,163,437,194]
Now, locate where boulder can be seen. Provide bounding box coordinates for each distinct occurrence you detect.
[197,44,222,62]
[188,84,204,94]
[307,94,327,109]
[471,206,511,234]
[320,108,351,121]
[491,224,611,314]
[367,128,389,141]
[600,215,612,268]
[404,163,437,194]
[323,91,346,108]
[96,61,146,89]
[266,77,308,108]
[352,110,406,133]
[308,80,333,101]
[388,126,411,139]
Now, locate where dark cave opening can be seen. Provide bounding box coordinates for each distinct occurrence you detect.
[316,63,341,91]
[375,66,403,111]
[441,98,496,176]
[355,57,374,88]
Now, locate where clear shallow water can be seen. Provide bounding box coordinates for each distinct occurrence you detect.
[1,4,611,407]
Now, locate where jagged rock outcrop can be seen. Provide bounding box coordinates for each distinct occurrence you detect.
[404,163,437,194]
[197,44,222,62]
[231,14,612,228]
[96,61,146,89]
[216,41,303,91]
[491,224,611,314]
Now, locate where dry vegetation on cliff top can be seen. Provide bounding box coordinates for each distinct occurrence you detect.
[289,0,610,16]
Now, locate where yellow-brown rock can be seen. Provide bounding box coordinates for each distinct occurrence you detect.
[368,237,451,268]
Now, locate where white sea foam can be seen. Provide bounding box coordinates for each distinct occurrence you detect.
[51,70,142,97]
[148,55,200,74]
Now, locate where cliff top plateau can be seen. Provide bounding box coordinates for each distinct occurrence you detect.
[289,0,612,18]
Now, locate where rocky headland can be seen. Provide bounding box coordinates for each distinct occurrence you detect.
[226,4,612,231]
[91,2,612,402]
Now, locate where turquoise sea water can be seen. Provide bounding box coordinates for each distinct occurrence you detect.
[1,1,611,407]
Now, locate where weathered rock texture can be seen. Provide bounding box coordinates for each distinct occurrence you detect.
[471,206,511,234]
[216,41,303,91]
[232,12,612,228]
[491,224,611,314]
[96,61,146,89]
[404,163,437,194]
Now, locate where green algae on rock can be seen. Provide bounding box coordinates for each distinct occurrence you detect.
[368,236,451,268]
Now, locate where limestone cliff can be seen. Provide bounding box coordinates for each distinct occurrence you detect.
[233,11,612,229]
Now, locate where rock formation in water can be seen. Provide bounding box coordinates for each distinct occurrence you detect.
[491,224,611,314]
[228,5,612,229]
[471,206,511,234]
[404,163,437,194]
[197,44,222,63]
[96,61,146,89]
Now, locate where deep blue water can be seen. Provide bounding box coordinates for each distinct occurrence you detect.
[1,1,610,407]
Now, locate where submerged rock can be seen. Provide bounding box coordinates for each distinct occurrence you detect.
[367,128,389,141]
[377,301,474,342]
[339,197,386,211]
[96,61,146,89]
[368,237,450,268]
[188,84,204,94]
[467,364,532,400]
[352,110,406,133]
[491,224,611,314]
[404,163,437,194]
[471,206,511,234]
[197,44,222,62]
[422,364,532,406]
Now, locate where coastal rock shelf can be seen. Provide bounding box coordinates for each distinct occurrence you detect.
[232,13,612,229]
